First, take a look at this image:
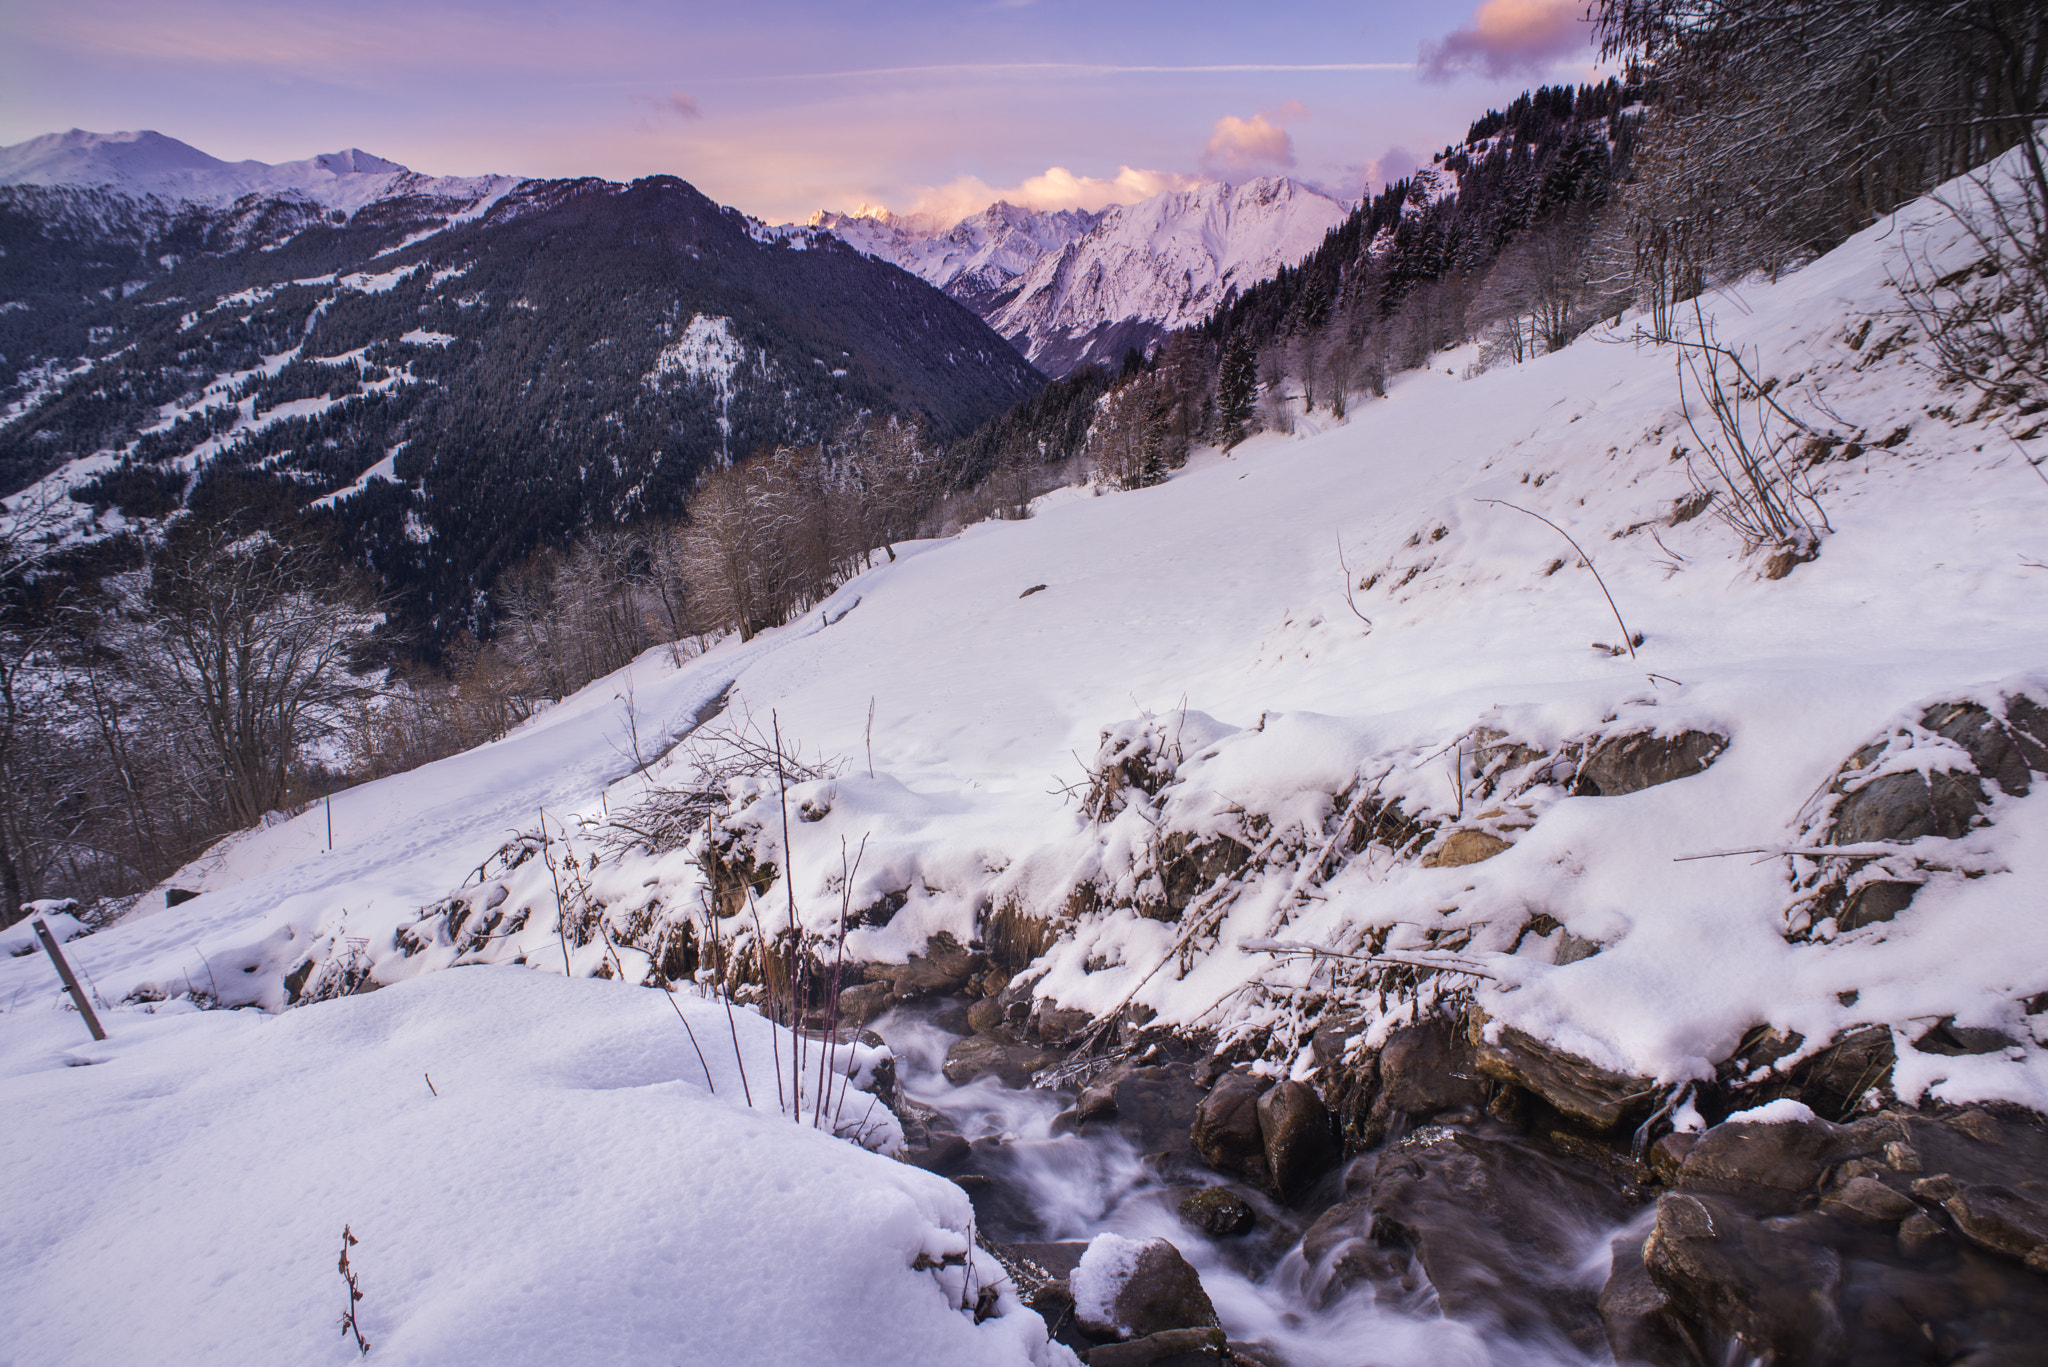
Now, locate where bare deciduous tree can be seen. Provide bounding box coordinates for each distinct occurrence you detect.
[124,529,378,828]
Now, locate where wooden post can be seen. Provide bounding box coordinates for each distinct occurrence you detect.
[34,918,106,1042]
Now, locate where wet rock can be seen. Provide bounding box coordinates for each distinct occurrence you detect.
[1648,1132,1697,1185]
[1074,1235,1219,1341]
[1787,1025,1896,1118]
[1897,1209,1949,1260]
[1576,730,1727,796]
[1912,1173,1961,1203]
[1943,1185,2048,1269]
[1912,1019,2019,1056]
[941,1034,1063,1088]
[1465,1010,1652,1132]
[1076,1083,1119,1122]
[1310,1020,1379,1152]
[1365,1129,1637,1350]
[1257,1080,1338,1200]
[985,1240,1091,1346]
[1110,1065,1208,1165]
[1084,1326,1228,1366]
[1177,1187,1256,1238]
[1419,829,1512,868]
[1598,1234,1711,1367]
[901,1131,972,1175]
[1192,1072,1272,1187]
[1369,1017,1484,1140]
[1033,1005,1096,1044]
[867,931,986,1000]
[1820,1176,1918,1224]
[966,995,1008,1035]
[836,980,894,1027]
[1643,1193,1844,1363]
[1675,1113,1894,1212]
[2005,693,2048,772]
[996,1239,1090,1286]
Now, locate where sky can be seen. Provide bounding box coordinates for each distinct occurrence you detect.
[0,0,1610,224]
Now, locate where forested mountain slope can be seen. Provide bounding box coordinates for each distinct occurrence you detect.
[0,146,1042,643]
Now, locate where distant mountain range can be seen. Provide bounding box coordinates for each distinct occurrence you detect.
[807,178,1349,375]
[0,130,1041,645]
[0,128,490,211]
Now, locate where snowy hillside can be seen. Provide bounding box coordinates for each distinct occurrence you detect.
[6,151,2048,1363]
[812,178,1347,375]
[0,128,505,212]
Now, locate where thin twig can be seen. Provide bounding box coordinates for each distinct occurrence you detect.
[1674,840,1952,861]
[1335,535,1374,629]
[1476,498,1638,659]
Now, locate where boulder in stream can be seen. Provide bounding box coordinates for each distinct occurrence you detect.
[1330,1128,1637,1349]
[941,1033,1063,1088]
[1073,1234,1219,1342]
[1257,1079,1338,1200]
[1177,1186,1257,1237]
[1191,1072,1272,1187]
[1642,1193,1846,1363]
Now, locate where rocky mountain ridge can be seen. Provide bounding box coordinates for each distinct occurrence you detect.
[810,178,1348,375]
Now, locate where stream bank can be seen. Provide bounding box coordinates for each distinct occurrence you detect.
[865,994,2048,1366]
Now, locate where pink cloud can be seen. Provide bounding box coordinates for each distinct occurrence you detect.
[1420,0,1590,80]
[1363,145,1420,195]
[1201,99,1306,180]
[880,164,1204,225]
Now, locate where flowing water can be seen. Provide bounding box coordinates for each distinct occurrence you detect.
[874,1007,1640,1367]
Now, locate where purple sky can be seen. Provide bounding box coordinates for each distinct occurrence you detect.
[0,0,1608,222]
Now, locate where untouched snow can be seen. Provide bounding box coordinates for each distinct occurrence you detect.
[0,967,1066,1366]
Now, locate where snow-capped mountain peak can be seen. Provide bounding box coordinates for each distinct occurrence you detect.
[0,129,437,210]
[805,177,1347,375]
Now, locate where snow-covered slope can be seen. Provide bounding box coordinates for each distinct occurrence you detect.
[7,150,2048,1362]
[812,178,1348,375]
[0,128,511,211]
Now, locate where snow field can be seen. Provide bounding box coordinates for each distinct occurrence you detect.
[0,967,1069,1367]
